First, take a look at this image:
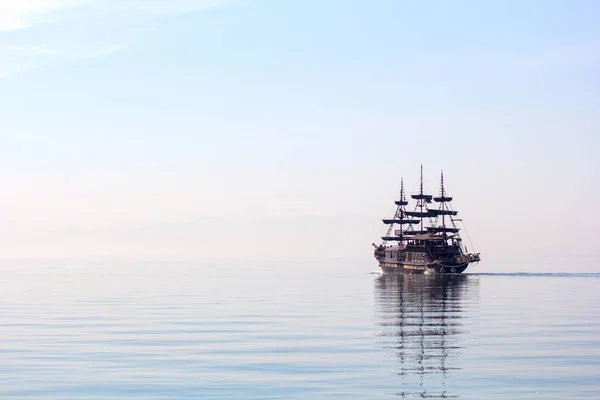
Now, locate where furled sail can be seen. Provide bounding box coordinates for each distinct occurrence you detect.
[404,211,435,218]
[429,209,458,216]
[434,195,453,202]
[411,194,432,202]
[382,219,420,225]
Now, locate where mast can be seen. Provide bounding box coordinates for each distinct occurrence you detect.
[420,165,424,232]
[400,178,405,238]
[432,169,458,239]
[407,164,433,234]
[400,177,405,204]
[382,177,418,242]
[441,170,446,233]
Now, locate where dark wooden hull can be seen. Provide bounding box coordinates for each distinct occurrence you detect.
[380,262,470,275]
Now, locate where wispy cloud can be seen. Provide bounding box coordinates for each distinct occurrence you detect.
[7,44,61,56]
[0,0,88,32]
[81,43,126,59]
[0,0,226,77]
[0,42,127,77]
[0,43,59,77]
[109,0,226,16]
[0,0,226,32]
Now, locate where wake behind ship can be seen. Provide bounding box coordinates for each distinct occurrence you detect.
[373,166,480,274]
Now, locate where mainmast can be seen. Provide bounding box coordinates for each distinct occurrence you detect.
[440,171,446,232]
[420,165,424,232]
[406,164,433,234]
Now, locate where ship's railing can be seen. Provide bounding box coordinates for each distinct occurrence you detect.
[465,253,481,262]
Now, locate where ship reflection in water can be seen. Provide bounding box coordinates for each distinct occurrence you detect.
[375,274,479,398]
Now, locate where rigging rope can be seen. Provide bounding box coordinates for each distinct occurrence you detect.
[462,220,476,253]
[447,201,476,253]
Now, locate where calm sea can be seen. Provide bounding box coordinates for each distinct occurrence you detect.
[0,260,599,399]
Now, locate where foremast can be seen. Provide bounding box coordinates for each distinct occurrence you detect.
[380,178,419,242]
[379,165,438,242]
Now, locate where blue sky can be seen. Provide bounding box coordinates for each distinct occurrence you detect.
[0,0,598,270]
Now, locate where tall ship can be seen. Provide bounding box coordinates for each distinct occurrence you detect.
[373,166,480,274]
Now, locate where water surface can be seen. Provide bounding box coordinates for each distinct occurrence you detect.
[0,261,598,398]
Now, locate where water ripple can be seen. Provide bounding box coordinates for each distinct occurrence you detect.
[0,262,599,399]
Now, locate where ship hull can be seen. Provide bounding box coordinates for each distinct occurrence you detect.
[379,262,470,275]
